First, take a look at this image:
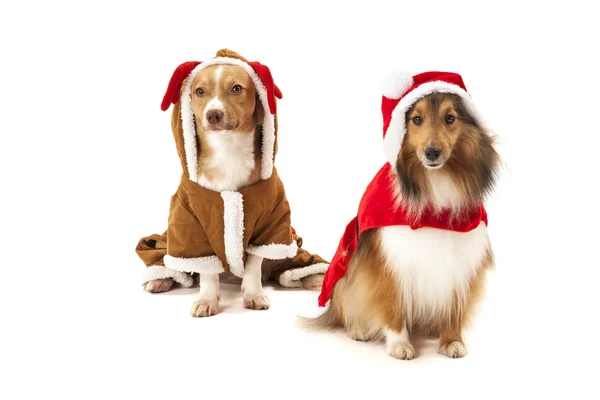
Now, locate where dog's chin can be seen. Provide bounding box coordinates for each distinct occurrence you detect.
[419,157,447,170]
[202,122,239,133]
[422,162,445,170]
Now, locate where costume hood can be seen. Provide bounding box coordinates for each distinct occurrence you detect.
[160,49,283,182]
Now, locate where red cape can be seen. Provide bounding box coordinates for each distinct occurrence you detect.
[318,164,487,306]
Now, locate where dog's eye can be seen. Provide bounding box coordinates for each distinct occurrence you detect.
[231,85,243,94]
[412,116,423,125]
[445,115,455,124]
[195,88,205,97]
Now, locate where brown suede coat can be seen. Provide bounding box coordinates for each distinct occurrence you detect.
[136,50,328,288]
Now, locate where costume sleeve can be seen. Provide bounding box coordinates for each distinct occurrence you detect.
[137,232,195,287]
[266,243,329,288]
[163,195,224,274]
[136,232,168,268]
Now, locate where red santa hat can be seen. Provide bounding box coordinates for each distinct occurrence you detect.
[381,71,486,166]
[160,57,283,182]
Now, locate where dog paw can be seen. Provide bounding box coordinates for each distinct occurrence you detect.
[145,278,174,293]
[243,294,270,310]
[301,274,324,291]
[438,341,467,358]
[387,342,415,360]
[190,299,219,317]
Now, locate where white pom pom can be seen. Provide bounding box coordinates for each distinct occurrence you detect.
[381,71,413,99]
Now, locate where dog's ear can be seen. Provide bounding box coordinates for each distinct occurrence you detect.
[247,61,282,115]
[216,48,248,63]
[161,61,201,111]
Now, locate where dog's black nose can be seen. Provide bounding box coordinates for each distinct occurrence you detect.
[206,110,224,125]
[424,147,442,161]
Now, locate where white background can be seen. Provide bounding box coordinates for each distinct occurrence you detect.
[1,1,599,398]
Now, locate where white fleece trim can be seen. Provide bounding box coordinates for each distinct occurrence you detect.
[221,191,245,277]
[278,262,329,288]
[246,240,299,260]
[180,57,276,182]
[141,266,194,288]
[383,81,486,166]
[163,255,224,274]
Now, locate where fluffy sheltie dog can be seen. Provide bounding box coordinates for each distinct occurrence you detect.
[307,72,500,359]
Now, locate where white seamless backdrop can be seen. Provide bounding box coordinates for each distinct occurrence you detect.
[1,1,598,399]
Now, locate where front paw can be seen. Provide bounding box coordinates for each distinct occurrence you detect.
[386,342,415,360]
[438,341,467,358]
[243,293,270,310]
[190,299,219,317]
[145,278,174,293]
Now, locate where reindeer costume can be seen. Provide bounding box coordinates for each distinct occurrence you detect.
[136,50,328,289]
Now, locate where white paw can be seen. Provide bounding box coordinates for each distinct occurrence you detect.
[438,341,467,358]
[243,293,270,310]
[386,342,415,360]
[190,299,219,318]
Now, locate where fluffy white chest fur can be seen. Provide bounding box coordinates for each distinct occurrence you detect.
[198,131,256,192]
[379,221,490,324]
[428,171,464,211]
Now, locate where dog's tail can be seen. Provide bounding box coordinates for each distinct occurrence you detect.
[297,304,342,331]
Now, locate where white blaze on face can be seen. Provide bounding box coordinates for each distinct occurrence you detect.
[202,66,224,129]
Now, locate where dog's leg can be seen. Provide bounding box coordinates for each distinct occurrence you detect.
[190,273,220,317]
[385,320,415,360]
[438,321,467,358]
[241,254,270,310]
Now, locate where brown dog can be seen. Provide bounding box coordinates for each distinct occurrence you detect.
[146,64,268,312]
[141,51,329,317]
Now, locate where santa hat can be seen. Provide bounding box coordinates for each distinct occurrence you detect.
[160,53,283,182]
[381,71,486,166]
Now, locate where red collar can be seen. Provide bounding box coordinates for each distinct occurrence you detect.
[358,164,487,234]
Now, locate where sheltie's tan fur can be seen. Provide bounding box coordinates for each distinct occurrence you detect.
[305,93,500,359]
